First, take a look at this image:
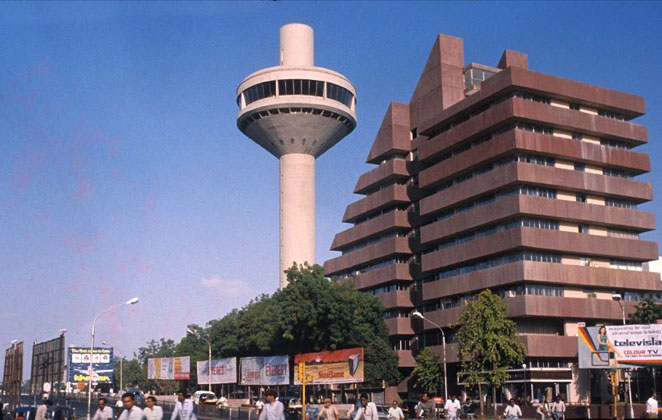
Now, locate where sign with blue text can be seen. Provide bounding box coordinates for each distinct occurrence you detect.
[239,356,289,385]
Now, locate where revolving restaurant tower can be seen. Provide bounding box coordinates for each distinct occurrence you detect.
[236,24,357,288]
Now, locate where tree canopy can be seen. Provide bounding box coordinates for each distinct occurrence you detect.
[628,298,662,324]
[456,289,526,415]
[120,264,401,389]
[412,348,443,395]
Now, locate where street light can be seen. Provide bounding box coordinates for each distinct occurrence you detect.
[412,311,448,401]
[102,341,123,392]
[612,293,634,419]
[86,297,139,420]
[187,328,212,392]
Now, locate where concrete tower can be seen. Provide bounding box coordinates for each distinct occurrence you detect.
[236,23,357,288]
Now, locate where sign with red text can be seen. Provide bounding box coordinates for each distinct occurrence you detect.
[294,348,363,385]
[239,356,289,385]
[148,356,190,380]
[578,324,662,369]
[197,358,236,384]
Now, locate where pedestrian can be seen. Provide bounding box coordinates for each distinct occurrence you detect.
[461,400,474,417]
[118,393,143,420]
[171,391,196,420]
[387,401,404,420]
[93,398,113,420]
[415,393,436,420]
[143,397,163,420]
[258,389,285,420]
[36,399,53,420]
[503,399,522,420]
[550,396,565,420]
[443,395,460,420]
[535,397,549,420]
[646,392,659,419]
[353,394,378,420]
[317,398,339,420]
[255,399,264,417]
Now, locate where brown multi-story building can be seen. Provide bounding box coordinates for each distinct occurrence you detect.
[323,34,660,402]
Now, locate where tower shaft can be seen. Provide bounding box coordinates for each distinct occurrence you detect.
[279,153,315,288]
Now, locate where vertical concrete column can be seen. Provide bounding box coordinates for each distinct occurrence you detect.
[279,23,314,67]
[279,153,316,288]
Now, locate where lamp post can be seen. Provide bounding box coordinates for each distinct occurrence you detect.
[86,297,139,420]
[612,293,634,419]
[187,328,212,391]
[412,311,448,401]
[101,341,123,393]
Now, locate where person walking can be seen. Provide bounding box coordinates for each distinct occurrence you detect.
[92,398,113,420]
[255,399,264,418]
[171,391,196,420]
[443,395,460,420]
[646,392,659,419]
[353,394,378,420]
[503,399,522,420]
[36,400,52,420]
[258,389,285,420]
[118,394,143,420]
[535,397,549,420]
[317,398,339,420]
[387,401,404,420]
[415,393,436,420]
[143,397,163,420]
[550,396,565,420]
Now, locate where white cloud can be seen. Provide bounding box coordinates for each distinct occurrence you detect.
[200,275,253,298]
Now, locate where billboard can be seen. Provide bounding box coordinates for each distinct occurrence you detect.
[68,347,114,383]
[31,334,66,393]
[3,342,23,410]
[148,356,190,380]
[293,347,363,385]
[239,356,289,385]
[578,324,662,369]
[197,358,237,385]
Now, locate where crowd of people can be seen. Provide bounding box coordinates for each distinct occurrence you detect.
[91,390,195,420]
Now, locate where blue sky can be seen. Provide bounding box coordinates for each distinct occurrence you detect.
[1,1,661,374]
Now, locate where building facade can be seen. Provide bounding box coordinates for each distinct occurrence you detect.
[323,34,660,402]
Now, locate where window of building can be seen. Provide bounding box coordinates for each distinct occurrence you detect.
[242,80,277,105]
[569,103,581,111]
[576,193,587,203]
[579,225,590,234]
[574,162,586,172]
[277,79,325,97]
[326,82,354,107]
[572,132,583,140]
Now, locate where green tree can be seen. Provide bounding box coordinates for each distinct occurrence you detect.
[412,348,443,395]
[628,298,662,324]
[456,290,526,418]
[112,358,143,390]
[201,263,401,386]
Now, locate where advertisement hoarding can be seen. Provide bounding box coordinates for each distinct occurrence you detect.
[293,347,363,385]
[3,342,24,410]
[68,347,114,383]
[239,356,289,385]
[148,356,190,380]
[578,324,662,369]
[31,335,66,393]
[197,358,237,384]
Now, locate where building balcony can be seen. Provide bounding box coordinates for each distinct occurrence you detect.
[331,210,410,250]
[324,237,412,275]
[421,261,662,300]
[354,158,410,194]
[343,184,410,223]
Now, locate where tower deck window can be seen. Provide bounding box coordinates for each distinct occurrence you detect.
[242,81,276,106]
[278,79,324,97]
[326,82,354,107]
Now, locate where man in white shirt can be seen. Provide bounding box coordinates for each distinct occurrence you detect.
[646,392,659,419]
[353,394,378,420]
[118,393,143,420]
[36,400,52,420]
[258,389,285,420]
[443,395,461,420]
[387,401,404,420]
[143,397,163,420]
[92,398,113,420]
[171,391,196,420]
[503,399,522,420]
